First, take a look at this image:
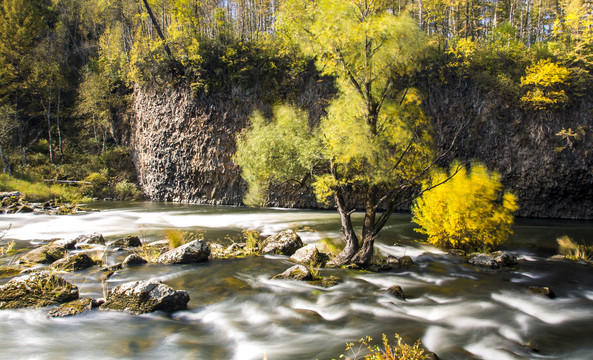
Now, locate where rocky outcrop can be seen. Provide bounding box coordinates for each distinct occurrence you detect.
[100,280,190,314]
[51,253,96,271]
[131,78,593,219]
[261,230,303,256]
[157,239,210,264]
[0,271,79,309]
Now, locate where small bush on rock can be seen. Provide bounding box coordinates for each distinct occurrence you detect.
[340,333,429,360]
[412,161,518,252]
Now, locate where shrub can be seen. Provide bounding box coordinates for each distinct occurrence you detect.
[412,161,518,252]
[0,174,89,203]
[557,235,592,261]
[242,229,263,254]
[339,333,429,360]
[521,59,571,109]
[84,172,109,197]
[114,180,141,200]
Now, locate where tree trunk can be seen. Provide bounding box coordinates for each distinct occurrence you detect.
[327,191,359,266]
[141,0,172,58]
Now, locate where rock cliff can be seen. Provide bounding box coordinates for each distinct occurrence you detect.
[131,80,593,219]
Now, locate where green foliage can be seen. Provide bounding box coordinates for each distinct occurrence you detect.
[520,59,572,109]
[412,161,518,252]
[242,229,263,254]
[338,333,428,360]
[114,180,141,200]
[0,173,90,203]
[557,235,592,261]
[165,229,203,249]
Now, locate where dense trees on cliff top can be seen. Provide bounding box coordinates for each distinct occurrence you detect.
[0,0,591,183]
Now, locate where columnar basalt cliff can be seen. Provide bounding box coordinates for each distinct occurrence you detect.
[131,80,593,219]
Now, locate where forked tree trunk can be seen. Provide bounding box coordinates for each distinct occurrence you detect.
[328,191,358,266]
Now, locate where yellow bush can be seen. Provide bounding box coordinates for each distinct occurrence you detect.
[412,161,518,252]
[520,59,571,109]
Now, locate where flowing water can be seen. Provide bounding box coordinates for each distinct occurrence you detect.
[1,202,593,360]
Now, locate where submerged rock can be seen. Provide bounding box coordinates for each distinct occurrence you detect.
[110,236,142,248]
[309,275,341,288]
[272,265,312,281]
[51,253,95,272]
[261,230,303,256]
[290,244,328,266]
[157,239,210,264]
[18,244,67,265]
[48,297,103,317]
[122,254,147,267]
[0,271,79,309]
[528,286,556,299]
[492,251,518,267]
[387,285,406,300]
[100,280,190,314]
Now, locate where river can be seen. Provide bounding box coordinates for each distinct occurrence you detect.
[1,202,593,360]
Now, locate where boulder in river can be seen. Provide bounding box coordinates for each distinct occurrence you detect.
[528,286,556,299]
[51,253,95,271]
[110,236,142,248]
[51,239,77,250]
[0,271,79,309]
[467,253,500,269]
[48,297,103,317]
[492,251,518,267]
[290,244,328,266]
[18,244,67,265]
[261,230,303,256]
[387,285,406,300]
[157,239,210,264]
[100,280,190,314]
[122,254,147,267]
[74,233,105,247]
[272,265,312,281]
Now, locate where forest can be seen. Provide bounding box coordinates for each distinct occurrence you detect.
[0,0,591,195]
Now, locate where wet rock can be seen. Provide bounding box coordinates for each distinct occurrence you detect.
[145,240,171,250]
[492,251,518,266]
[18,244,67,265]
[101,263,123,272]
[110,236,142,248]
[387,285,406,300]
[261,230,303,256]
[0,271,79,309]
[309,275,341,288]
[100,280,190,314]
[51,253,95,272]
[157,239,210,264]
[48,297,103,317]
[51,239,77,250]
[399,256,415,268]
[0,266,21,278]
[528,286,556,299]
[122,254,147,267]
[290,244,328,266]
[449,249,466,256]
[74,233,105,247]
[546,255,571,262]
[0,191,20,200]
[16,204,34,213]
[467,253,500,269]
[272,265,312,281]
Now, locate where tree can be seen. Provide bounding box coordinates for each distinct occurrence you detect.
[520,58,571,109]
[411,161,518,252]
[236,0,459,266]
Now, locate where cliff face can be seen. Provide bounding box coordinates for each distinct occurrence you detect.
[131,80,593,219]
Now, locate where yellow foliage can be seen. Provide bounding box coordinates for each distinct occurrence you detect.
[412,162,518,252]
[520,59,571,109]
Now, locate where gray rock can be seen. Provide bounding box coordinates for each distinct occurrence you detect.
[122,254,147,267]
[18,244,67,265]
[74,233,105,247]
[467,253,500,269]
[51,239,77,250]
[100,280,190,314]
[290,244,327,266]
[48,297,103,317]
[492,251,518,266]
[387,285,406,300]
[261,230,303,256]
[272,265,312,281]
[0,271,79,309]
[110,236,142,248]
[51,253,95,271]
[157,239,210,264]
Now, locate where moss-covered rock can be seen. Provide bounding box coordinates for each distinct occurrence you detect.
[18,244,67,265]
[387,285,406,300]
[110,236,142,248]
[51,253,95,272]
[157,239,210,264]
[261,230,303,256]
[272,264,312,281]
[290,244,328,267]
[100,280,190,314]
[0,271,79,309]
[48,297,103,317]
[308,275,341,288]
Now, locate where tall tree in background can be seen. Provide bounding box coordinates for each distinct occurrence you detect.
[236,0,460,266]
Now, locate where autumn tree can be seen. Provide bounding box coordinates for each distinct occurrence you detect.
[236,0,461,266]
